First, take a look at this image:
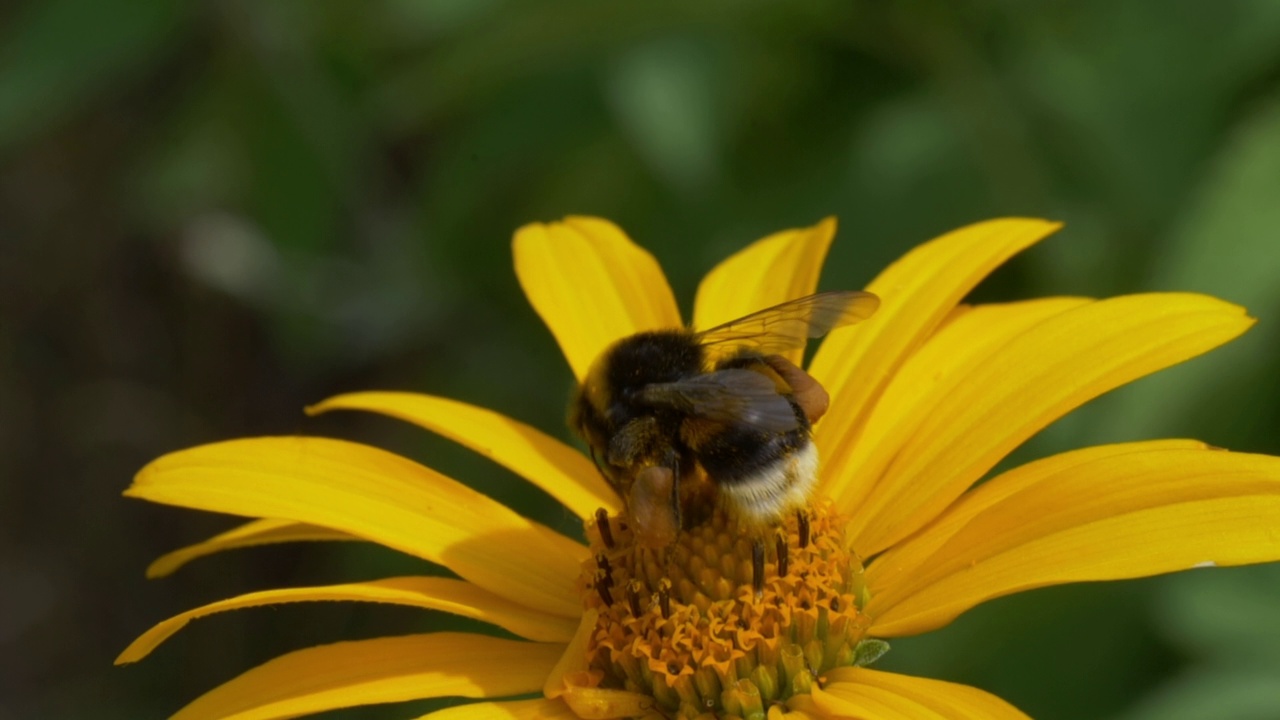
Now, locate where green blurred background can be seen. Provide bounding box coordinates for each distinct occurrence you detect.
[4,1,1280,718]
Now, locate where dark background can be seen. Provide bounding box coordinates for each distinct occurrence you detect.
[4,1,1280,718]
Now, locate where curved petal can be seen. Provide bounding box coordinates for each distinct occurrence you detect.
[848,293,1253,557]
[820,297,1092,510]
[866,439,1208,599]
[413,698,579,720]
[693,217,837,365]
[813,668,1030,719]
[117,577,578,664]
[560,685,656,720]
[771,696,822,720]
[147,518,355,578]
[811,218,1062,468]
[167,633,563,720]
[127,437,586,618]
[515,216,682,382]
[544,610,597,699]
[866,447,1280,637]
[307,391,620,518]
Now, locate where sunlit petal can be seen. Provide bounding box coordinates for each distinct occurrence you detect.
[413,698,580,720]
[117,577,578,664]
[814,668,1030,719]
[849,293,1253,556]
[820,297,1091,510]
[693,217,837,366]
[774,695,823,720]
[307,391,620,517]
[811,218,1062,468]
[515,216,682,381]
[146,518,355,579]
[560,684,656,720]
[867,447,1280,637]
[866,439,1208,598]
[168,633,562,720]
[127,436,585,617]
[544,610,598,699]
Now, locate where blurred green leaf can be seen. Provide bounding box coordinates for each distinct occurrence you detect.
[1093,95,1280,443]
[1154,566,1280,661]
[1121,669,1280,720]
[0,0,187,156]
[606,36,725,194]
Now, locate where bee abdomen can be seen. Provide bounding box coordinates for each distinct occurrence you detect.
[704,436,819,524]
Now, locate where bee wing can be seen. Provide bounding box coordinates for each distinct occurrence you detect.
[694,290,880,355]
[636,368,800,433]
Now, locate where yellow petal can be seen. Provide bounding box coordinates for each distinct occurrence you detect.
[146,518,354,578]
[810,218,1061,466]
[117,576,577,664]
[692,217,837,365]
[866,447,1280,637]
[544,609,598,699]
[814,668,1030,719]
[848,293,1253,557]
[168,633,563,720]
[775,695,823,720]
[819,297,1091,510]
[866,439,1208,603]
[127,437,586,617]
[560,685,655,720]
[307,391,621,518]
[515,216,682,381]
[413,698,579,720]
[811,682,943,720]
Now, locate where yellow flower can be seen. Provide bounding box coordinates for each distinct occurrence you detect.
[119,217,1280,720]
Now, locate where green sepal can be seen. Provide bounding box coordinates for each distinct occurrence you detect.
[853,638,891,667]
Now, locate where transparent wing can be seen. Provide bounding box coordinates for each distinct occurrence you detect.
[636,369,800,433]
[694,290,879,355]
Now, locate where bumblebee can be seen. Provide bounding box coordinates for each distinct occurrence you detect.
[570,291,879,558]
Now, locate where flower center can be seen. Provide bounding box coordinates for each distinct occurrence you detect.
[577,501,875,719]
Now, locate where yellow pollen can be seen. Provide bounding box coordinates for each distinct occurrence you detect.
[577,501,873,719]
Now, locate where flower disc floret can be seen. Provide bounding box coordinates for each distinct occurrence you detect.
[579,502,872,718]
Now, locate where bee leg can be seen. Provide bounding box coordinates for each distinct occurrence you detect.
[775,531,789,578]
[751,538,765,599]
[762,355,829,424]
[797,510,811,548]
